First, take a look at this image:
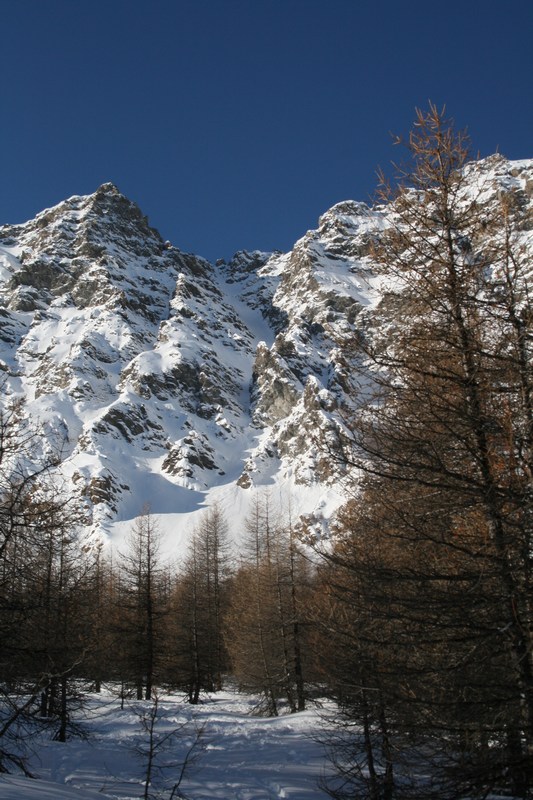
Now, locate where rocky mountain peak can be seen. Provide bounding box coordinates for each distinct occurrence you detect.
[85,183,159,240]
[0,155,531,543]
[93,181,122,197]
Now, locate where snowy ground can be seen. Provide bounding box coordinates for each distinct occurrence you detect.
[0,689,333,800]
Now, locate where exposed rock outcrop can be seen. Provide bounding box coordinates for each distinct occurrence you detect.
[0,157,531,534]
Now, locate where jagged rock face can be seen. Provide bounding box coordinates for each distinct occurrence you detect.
[0,158,531,534]
[0,184,260,529]
[241,200,384,484]
[2,184,173,314]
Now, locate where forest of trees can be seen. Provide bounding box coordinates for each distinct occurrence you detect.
[0,107,531,798]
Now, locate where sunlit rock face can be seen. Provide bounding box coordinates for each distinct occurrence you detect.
[1,157,531,534]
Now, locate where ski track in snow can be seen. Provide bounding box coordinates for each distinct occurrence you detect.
[0,690,333,800]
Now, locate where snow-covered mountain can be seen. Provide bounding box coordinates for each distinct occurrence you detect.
[1,156,531,548]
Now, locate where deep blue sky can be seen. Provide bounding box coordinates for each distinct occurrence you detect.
[1,0,531,262]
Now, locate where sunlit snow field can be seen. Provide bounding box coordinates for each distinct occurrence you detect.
[0,689,333,799]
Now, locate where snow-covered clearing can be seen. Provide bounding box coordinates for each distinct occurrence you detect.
[0,689,333,800]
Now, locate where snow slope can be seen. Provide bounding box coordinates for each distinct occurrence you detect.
[0,690,333,800]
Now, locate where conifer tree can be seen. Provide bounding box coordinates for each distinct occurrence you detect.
[322,105,533,798]
[0,391,91,750]
[225,494,310,715]
[171,505,231,701]
[116,507,169,700]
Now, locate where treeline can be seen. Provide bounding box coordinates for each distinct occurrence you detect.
[0,418,315,759]
[1,106,532,799]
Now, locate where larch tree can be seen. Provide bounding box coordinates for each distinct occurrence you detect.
[225,493,310,715]
[82,541,117,693]
[322,105,533,798]
[0,390,89,753]
[116,507,169,701]
[171,504,231,702]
